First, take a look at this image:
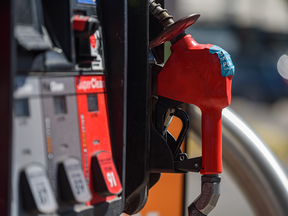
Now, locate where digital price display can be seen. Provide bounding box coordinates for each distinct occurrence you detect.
[77,0,96,5]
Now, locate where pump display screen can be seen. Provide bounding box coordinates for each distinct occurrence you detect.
[87,94,99,112]
[77,0,96,4]
[14,99,30,117]
[54,96,67,114]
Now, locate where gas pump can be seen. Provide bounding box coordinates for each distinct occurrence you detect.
[123,1,234,215]
[40,76,92,213]
[11,1,61,214]
[10,0,126,215]
[147,1,234,215]
[12,76,58,215]
[75,75,122,205]
[6,0,234,215]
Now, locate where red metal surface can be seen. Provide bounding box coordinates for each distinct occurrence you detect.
[75,75,122,205]
[73,15,89,31]
[149,14,200,49]
[157,35,233,175]
[95,151,122,195]
[90,34,97,48]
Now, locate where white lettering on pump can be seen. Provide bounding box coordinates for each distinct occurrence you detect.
[50,81,65,92]
[77,78,105,91]
[107,172,117,188]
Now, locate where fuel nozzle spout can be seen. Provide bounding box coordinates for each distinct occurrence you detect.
[188,175,221,216]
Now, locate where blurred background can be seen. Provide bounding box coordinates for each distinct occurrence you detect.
[136,0,288,215]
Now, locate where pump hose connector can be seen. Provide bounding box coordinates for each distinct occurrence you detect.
[148,0,174,28]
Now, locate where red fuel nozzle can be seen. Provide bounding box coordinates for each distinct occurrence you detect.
[157,35,234,175]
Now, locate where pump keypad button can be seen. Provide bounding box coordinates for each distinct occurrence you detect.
[58,157,92,204]
[20,163,58,214]
[92,151,122,197]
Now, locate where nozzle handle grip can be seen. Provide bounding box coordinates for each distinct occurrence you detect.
[170,107,190,159]
[200,107,222,175]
